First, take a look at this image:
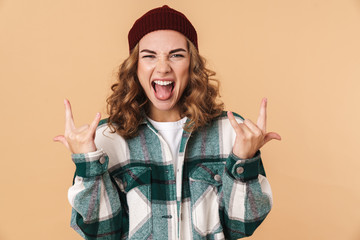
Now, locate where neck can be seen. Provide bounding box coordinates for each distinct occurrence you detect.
[148,106,182,122]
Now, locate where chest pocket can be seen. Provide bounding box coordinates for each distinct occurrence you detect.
[119,166,151,193]
[117,166,152,239]
[189,162,225,236]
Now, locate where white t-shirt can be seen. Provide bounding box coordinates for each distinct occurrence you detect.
[147,117,187,176]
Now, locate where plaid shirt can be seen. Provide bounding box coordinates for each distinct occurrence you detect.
[68,112,273,240]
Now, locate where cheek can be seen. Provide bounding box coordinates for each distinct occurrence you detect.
[137,63,145,78]
[137,63,151,86]
[178,64,190,87]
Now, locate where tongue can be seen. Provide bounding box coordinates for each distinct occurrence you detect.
[154,84,173,100]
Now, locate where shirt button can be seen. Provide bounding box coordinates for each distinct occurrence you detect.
[99,156,106,164]
[214,174,221,182]
[236,167,244,174]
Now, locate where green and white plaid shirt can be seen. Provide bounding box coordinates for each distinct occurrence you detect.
[69,112,273,240]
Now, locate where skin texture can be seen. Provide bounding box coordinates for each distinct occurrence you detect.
[137,30,190,122]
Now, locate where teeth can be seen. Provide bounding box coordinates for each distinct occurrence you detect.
[153,80,173,86]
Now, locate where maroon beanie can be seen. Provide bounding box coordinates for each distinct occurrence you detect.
[128,5,198,52]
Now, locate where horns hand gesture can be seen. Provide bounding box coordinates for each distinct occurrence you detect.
[227,98,281,159]
[53,99,101,154]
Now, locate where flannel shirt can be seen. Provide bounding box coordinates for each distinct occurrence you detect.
[68,112,273,240]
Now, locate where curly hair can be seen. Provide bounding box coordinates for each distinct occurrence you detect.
[106,39,224,139]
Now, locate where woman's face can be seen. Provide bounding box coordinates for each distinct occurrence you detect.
[137,30,190,121]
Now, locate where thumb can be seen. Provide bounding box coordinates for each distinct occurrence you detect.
[53,135,70,150]
[263,132,282,145]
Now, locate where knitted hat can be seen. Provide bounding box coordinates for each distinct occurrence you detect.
[128,5,198,52]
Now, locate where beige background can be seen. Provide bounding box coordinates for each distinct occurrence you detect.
[1,0,359,239]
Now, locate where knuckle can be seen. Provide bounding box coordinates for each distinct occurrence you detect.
[254,130,262,137]
[248,134,255,140]
[248,131,257,139]
[239,133,248,141]
[75,135,85,143]
[235,127,243,135]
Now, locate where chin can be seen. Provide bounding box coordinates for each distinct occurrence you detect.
[153,101,176,111]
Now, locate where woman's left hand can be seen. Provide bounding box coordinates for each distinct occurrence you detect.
[227,98,281,159]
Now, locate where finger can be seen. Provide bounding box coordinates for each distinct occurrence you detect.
[227,111,243,135]
[238,120,254,138]
[256,98,267,133]
[89,112,101,134]
[263,132,281,145]
[64,99,75,130]
[74,124,90,133]
[53,135,70,150]
[243,119,262,136]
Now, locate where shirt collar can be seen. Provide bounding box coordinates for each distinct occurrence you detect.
[140,113,193,134]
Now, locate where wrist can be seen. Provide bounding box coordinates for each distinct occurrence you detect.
[232,150,256,160]
[71,143,97,154]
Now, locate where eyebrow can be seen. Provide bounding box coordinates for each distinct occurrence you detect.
[169,48,187,54]
[140,49,156,54]
[139,48,187,54]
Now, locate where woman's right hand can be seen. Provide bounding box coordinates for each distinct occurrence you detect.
[53,99,101,154]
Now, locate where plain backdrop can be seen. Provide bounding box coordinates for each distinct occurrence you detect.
[0,0,359,239]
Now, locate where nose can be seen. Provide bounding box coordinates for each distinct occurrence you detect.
[155,57,171,74]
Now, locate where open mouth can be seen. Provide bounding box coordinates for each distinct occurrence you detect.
[152,80,175,92]
[151,80,175,100]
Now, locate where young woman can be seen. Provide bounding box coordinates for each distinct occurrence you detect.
[54,5,280,240]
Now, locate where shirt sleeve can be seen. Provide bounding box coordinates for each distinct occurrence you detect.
[221,150,273,239]
[68,149,123,240]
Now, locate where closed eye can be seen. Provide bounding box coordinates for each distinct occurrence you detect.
[170,54,184,58]
[142,55,156,58]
